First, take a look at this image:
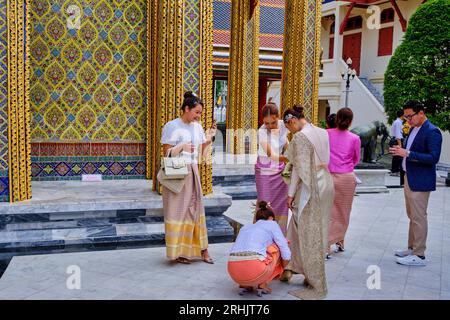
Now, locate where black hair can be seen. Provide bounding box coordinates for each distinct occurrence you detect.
[282,104,305,122]
[403,100,425,113]
[255,201,275,222]
[181,91,203,112]
[396,110,404,118]
[336,107,353,130]
[326,113,337,129]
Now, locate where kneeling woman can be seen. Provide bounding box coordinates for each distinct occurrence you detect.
[227,201,291,296]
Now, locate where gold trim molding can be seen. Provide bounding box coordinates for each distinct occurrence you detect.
[280,0,321,125]
[226,0,260,155]
[199,0,214,195]
[7,0,32,202]
[149,0,185,192]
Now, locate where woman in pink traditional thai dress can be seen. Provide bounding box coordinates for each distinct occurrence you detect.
[327,107,361,254]
[255,102,289,234]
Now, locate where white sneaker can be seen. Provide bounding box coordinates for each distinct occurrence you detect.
[396,255,426,266]
[394,249,413,257]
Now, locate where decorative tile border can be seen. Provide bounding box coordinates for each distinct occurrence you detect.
[31,142,146,157]
[31,156,146,180]
[30,142,146,180]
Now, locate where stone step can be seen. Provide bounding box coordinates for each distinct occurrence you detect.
[0,209,149,227]
[0,182,235,253]
[0,192,232,215]
[0,215,234,252]
[213,167,390,197]
[4,215,163,232]
[217,185,257,200]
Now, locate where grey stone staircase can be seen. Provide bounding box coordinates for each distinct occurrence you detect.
[0,209,234,253]
[0,192,234,254]
[359,77,384,106]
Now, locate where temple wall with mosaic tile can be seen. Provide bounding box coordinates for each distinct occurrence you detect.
[0,0,8,200]
[29,0,147,180]
[1,0,211,197]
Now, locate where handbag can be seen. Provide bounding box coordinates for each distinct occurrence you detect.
[162,156,188,179]
[157,149,189,193]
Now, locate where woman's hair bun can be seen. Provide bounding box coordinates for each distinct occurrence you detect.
[293,104,304,113]
[184,91,196,99]
[258,201,268,210]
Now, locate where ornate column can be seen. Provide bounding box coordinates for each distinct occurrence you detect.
[0,0,9,202]
[198,0,214,195]
[146,0,159,182]
[226,0,259,155]
[148,0,184,192]
[148,0,214,195]
[281,0,322,125]
[7,0,32,202]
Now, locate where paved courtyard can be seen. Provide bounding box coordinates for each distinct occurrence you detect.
[0,185,449,300]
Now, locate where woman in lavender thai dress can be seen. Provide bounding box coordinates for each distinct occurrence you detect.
[255,102,289,234]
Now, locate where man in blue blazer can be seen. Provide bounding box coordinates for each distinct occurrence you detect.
[389,100,442,266]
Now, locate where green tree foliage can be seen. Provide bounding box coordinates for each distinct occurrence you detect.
[384,0,450,130]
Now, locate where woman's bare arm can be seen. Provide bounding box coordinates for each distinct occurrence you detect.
[260,141,288,163]
[163,143,194,157]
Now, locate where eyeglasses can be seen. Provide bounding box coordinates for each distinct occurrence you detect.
[403,112,418,120]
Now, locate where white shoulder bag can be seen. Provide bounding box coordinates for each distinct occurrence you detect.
[157,149,189,193]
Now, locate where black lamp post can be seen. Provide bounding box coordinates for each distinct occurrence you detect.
[341,57,357,107]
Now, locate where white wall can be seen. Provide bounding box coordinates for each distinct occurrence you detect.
[359,0,423,91]
[336,75,387,128]
[320,18,332,59]
[321,0,423,91]
[318,1,450,165]
[440,131,450,165]
[266,81,281,107]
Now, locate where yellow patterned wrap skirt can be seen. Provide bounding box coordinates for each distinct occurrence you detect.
[162,164,209,260]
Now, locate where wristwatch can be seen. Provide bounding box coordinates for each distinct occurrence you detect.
[406,150,411,158]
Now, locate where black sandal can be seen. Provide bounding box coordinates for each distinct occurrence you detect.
[176,257,191,264]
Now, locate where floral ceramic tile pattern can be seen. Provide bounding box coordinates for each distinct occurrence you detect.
[29,0,147,142]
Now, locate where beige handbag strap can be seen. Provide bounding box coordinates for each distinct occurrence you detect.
[166,147,183,158]
[161,148,171,169]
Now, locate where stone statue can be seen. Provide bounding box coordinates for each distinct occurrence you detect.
[351,120,389,163]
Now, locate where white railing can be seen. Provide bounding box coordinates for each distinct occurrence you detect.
[337,59,387,126]
[318,58,387,127]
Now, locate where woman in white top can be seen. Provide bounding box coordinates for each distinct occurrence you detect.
[228,201,291,296]
[160,91,217,265]
[255,102,289,234]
